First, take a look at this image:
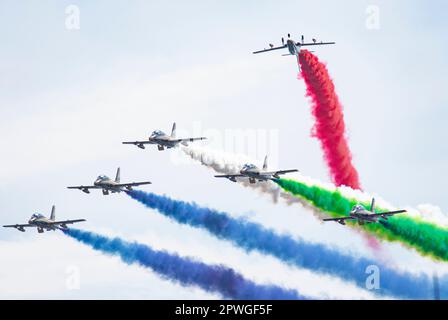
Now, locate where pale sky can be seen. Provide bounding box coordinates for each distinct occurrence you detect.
[0,0,447,299]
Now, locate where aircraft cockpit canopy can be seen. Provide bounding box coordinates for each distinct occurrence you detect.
[151,130,164,137]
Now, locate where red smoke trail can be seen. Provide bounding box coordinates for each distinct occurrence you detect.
[298,50,361,190]
[298,51,387,254]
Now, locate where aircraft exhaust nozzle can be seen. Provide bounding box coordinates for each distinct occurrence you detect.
[82,189,90,194]
[138,144,145,149]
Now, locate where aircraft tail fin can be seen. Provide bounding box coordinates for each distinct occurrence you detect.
[370,198,375,213]
[115,167,121,183]
[171,122,176,138]
[50,205,55,221]
[263,155,268,171]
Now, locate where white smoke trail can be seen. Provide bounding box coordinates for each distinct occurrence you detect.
[181,145,448,227]
[181,145,326,219]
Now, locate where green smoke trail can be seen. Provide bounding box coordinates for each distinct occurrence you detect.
[275,178,448,261]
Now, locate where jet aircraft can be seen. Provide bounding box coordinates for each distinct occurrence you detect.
[122,123,206,151]
[215,155,298,184]
[253,33,335,69]
[322,198,406,225]
[3,206,85,233]
[67,167,151,195]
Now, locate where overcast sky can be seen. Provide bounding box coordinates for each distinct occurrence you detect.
[0,0,447,299]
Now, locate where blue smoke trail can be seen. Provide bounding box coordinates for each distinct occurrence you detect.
[63,228,304,300]
[127,190,447,300]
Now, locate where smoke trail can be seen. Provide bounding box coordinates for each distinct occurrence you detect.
[275,178,448,262]
[127,190,445,299]
[63,228,303,299]
[298,50,361,189]
[181,145,326,219]
[181,145,281,202]
[181,145,382,251]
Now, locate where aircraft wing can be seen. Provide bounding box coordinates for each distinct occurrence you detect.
[3,223,35,229]
[322,216,356,224]
[175,137,207,143]
[265,169,299,176]
[375,210,407,216]
[297,41,336,47]
[115,181,152,188]
[122,141,155,145]
[50,219,86,225]
[67,185,100,190]
[215,174,245,178]
[253,45,287,54]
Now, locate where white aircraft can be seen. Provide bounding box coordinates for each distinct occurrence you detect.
[122,122,206,151]
[253,33,335,69]
[3,206,85,233]
[67,167,151,195]
[323,198,407,225]
[215,155,298,184]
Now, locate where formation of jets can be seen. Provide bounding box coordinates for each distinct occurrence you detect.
[3,34,406,234]
[323,198,407,225]
[2,123,206,232]
[3,206,85,233]
[253,33,335,69]
[215,155,298,184]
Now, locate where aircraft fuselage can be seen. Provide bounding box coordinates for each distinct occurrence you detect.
[146,132,179,150]
[287,39,300,56]
[28,217,63,233]
[350,209,384,224]
[240,167,271,183]
[93,179,125,194]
